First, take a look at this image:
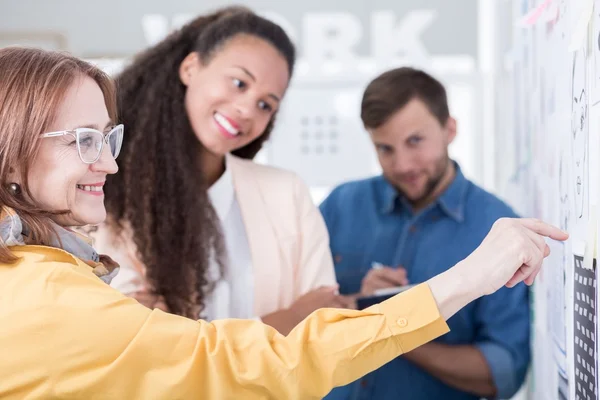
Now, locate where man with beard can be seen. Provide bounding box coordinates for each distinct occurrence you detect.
[320,67,529,400]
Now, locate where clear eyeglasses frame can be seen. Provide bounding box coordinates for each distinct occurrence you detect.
[40,124,124,164]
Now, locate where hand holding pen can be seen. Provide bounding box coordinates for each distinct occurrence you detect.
[359,262,409,296]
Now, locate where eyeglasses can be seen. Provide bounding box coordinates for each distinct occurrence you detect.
[40,124,124,164]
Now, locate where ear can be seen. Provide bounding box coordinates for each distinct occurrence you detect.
[179,52,201,87]
[7,166,20,183]
[444,116,457,144]
[7,166,23,194]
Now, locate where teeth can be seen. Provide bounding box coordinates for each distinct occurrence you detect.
[77,185,103,192]
[214,113,239,136]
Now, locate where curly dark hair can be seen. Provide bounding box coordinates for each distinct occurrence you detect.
[104,6,296,318]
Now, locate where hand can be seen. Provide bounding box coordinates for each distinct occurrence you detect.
[337,294,358,310]
[130,290,170,312]
[428,218,568,320]
[360,266,409,296]
[261,287,355,335]
[457,218,568,297]
[289,286,352,320]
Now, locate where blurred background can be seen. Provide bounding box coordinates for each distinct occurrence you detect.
[0,0,507,204]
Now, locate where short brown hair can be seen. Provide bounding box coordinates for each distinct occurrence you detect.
[0,46,116,262]
[361,67,450,129]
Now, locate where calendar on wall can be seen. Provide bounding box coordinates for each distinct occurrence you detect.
[573,255,598,400]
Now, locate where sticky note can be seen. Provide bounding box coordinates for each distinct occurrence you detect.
[569,0,594,51]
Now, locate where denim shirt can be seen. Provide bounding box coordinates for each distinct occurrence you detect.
[319,164,530,400]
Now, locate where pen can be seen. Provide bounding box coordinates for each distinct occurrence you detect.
[371,262,384,269]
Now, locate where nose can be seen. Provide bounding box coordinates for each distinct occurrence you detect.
[391,152,413,175]
[90,144,119,174]
[234,94,256,120]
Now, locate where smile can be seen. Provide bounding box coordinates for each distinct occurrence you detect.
[213,112,240,137]
[76,183,104,196]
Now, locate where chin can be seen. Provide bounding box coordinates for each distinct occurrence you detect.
[71,210,107,227]
[405,195,423,203]
[203,140,231,157]
[203,131,247,156]
[395,184,422,200]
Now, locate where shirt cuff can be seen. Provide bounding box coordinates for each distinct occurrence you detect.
[366,283,450,353]
[476,341,517,399]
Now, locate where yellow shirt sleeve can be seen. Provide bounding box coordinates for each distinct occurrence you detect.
[1,262,449,400]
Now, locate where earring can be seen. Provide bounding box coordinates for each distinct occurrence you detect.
[9,183,21,195]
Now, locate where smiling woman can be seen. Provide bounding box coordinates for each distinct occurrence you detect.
[30,78,122,227]
[93,6,350,333]
[0,48,120,258]
[179,33,288,160]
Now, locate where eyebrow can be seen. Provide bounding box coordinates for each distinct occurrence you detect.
[235,65,256,82]
[233,66,281,103]
[75,121,113,130]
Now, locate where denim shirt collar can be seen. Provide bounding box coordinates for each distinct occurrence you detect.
[379,161,468,222]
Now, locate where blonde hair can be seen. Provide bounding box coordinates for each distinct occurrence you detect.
[0,47,117,262]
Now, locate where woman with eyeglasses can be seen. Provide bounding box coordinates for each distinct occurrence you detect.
[0,45,567,399]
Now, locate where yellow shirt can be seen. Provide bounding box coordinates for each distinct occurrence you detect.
[0,245,449,399]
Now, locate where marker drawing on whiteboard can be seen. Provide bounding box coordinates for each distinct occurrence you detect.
[571,49,589,221]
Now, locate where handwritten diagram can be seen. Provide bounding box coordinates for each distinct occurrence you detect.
[571,49,589,225]
[553,151,571,398]
[510,1,599,399]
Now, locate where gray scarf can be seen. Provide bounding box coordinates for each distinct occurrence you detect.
[0,209,118,284]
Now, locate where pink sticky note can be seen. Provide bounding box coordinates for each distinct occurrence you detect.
[518,0,552,26]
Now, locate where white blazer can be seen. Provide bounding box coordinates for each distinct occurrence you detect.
[93,154,337,316]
